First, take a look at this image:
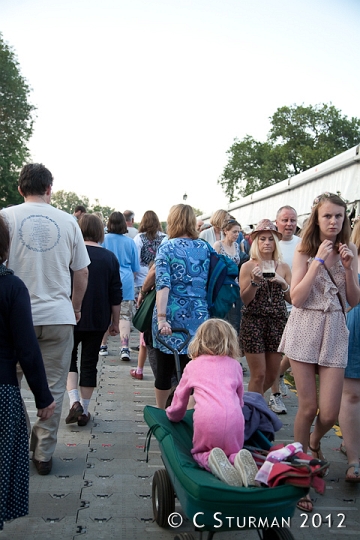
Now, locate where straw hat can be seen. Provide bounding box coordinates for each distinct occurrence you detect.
[250,219,282,240]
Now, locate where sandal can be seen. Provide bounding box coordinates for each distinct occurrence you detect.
[345,463,360,483]
[339,443,347,456]
[296,494,313,513]
[308,436,329,477]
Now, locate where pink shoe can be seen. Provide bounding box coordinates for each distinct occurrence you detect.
[130,369,143,380]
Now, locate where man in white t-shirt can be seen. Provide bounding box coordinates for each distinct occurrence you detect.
[268,205,301,415]
[2,163,90,475]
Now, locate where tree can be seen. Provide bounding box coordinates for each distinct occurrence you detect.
[51,190,114,220]
[51,191,90,214]
[219,103,360,202]
[0,33,36,207]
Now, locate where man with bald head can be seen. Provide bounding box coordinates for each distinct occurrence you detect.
[268,205,300,414]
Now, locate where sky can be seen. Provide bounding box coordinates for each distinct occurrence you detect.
[1,0,360,220]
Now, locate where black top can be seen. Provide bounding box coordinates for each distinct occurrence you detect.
[0,272,53,409]
[75,245,122,332]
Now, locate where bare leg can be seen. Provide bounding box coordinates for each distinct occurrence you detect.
[245,352,266,394]
[137,343,147,370]
[66,371,78,391]
[155,388,171,409]
[263,352,282,394]
[79,386,94,400]
[289,359,318,449]
[271,355,291,394]
[310,366,344,452]
[119,319,130,348]
[338,378,360,477]
[101,330,109,347]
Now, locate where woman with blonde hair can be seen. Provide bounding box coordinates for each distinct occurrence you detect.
[152,204,211,409]
[338,216,360,482]
[279,193,359,512]
[239,219,291,400]
[199,208,230,246]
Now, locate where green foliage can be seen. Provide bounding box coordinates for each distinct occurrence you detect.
[51,190,114,220]
[192,206,204,217]
[0,33,36,207]
[219,103,360,202]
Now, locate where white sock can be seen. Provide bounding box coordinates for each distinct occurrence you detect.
[68,389,80,407]
[81,398,91,415]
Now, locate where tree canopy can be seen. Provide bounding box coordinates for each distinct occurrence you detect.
[51,190,114,220]
[0,33,36,207]
[219,103,360,202]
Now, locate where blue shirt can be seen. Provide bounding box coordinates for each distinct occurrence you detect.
[102,233,140,300]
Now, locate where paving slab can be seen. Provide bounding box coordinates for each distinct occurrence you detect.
[4,331,360,540]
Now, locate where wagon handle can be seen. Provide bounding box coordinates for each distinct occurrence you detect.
[156,328,191,354]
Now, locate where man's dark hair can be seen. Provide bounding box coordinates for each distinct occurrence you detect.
[74,205,86,214]
[18,163,53,197]
[0,214,10,264]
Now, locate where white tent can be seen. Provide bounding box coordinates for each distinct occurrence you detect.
[202,144,360,227]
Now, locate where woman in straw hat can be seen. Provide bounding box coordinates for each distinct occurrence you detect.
[239,219,291,397]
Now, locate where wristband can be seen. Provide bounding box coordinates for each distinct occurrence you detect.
[74,310,81,313]
[250,280,261,287]
[314,257,325,264]
[157,313,167,318]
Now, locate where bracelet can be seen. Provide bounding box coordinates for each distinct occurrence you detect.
[282,284,290,294]
[74,310,81,313]
[157,313,167,318]
[314,257,325,264]
[140,289,148,296]
[250,280,261,287]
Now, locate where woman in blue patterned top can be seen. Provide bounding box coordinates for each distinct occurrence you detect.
[153,204,211,408]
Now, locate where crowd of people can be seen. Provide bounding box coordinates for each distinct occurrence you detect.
[1,162,360,529]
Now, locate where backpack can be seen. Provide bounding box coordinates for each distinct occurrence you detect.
[205,244,240,318]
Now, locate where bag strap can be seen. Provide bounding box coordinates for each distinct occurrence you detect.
[325,266,346,317]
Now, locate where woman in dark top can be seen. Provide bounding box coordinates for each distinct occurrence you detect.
[0,214,55,531]
[65,214,122,426]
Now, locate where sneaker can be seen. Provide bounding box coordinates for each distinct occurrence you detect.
[208,448,243,486]
[269,393,287,414]
[121,347,131,361]
[65,401,84,424]
[234,449,258,487]
[279,376,288,396]
[99,345,108,356]
[130,345,140,353]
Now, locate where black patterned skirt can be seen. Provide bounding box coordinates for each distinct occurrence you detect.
[0,384,29,530]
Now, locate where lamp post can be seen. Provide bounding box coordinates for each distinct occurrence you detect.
[183,193,188,201]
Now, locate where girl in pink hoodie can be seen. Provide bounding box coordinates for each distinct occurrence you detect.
[166,319,250,486]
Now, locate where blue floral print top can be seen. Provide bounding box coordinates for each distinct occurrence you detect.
[152,238,210,354]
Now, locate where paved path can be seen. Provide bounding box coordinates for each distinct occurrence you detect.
[3,332,360,540]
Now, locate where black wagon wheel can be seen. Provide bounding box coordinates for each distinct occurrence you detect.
[262,526,295,540]
[174,534,196,540]
[152,468,175,527]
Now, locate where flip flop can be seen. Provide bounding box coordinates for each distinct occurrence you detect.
[296,494,313,513]
[234,449,258,487]
[308,436,329,477]
[345,463,360,483]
